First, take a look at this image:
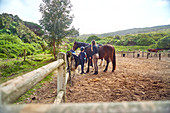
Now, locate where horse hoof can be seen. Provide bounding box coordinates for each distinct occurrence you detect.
[86,70,89,73]
[112,70,114,72]
[103,70,107,72]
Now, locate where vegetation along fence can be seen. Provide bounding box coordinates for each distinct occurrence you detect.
[0,52,170,113]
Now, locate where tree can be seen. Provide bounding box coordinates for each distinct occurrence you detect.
[24,21,44,36]
[39,0,75,60]
[86,35,101,43]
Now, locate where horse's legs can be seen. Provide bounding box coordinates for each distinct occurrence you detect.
[103,60,106,66]
[112,49,116,72]
[99,59,103,66]
[104,60,109,72]
[86,59,90,73]
[112,61,115,72]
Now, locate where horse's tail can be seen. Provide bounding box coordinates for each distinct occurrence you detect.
[112,47,116,72]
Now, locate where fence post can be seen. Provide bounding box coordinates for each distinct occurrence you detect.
[168,54,170,57]
[57,52,66,102]
[133,51,135,58]
[147,53,149,59]
[142,51,144,57]
[137,51,140,58]
[159,53,161,60]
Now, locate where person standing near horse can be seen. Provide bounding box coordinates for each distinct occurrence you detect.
[89,40,99,75]
[78,46,87,74]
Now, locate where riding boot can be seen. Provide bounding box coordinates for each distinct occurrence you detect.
[93,71,98,75]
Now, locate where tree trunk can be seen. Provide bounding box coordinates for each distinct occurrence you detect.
[24,49,26,61]
[53,39,57,60]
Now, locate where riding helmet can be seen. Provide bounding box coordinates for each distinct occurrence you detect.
[80,46,84,51]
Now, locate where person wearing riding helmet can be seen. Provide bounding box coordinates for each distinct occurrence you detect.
[78,46,87,74]
[89,40,99,75]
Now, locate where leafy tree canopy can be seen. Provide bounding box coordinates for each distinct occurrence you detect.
[39,0,77,59]
[86,35,101,43]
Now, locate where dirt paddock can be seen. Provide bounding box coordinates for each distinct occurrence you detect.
[17,54,170,104]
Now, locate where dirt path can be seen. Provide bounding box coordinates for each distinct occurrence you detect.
[18,55,170,104]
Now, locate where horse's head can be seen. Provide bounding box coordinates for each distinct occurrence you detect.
[73,41,90,51]
[73,41,78,50]
[67,51,81,71]
[71,54,81,70]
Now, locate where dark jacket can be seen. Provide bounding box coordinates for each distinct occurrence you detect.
[90,45,98,57]
[79,52,86,61]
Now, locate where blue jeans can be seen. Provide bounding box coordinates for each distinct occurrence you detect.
[81,60,85,73]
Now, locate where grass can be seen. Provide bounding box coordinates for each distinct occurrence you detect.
[0,54,54,84]
[14,72,54,104]
[114,46,149,52]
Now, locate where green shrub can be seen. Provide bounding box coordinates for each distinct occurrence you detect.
[96,40,108,44]
[9,53,17,58]
[0,53,7,58]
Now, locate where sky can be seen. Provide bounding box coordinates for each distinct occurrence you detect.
[0,0,170,35]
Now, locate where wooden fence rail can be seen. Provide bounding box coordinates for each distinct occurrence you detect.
[0,52,67,104]
[0,101,170,113]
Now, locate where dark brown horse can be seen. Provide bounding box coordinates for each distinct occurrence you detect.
[73,41,90,50]
[73,42,116,72]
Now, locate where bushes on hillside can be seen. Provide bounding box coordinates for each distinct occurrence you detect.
[0,34,43,58]
[95,31,170,47]
[157,35,170,49]
[86,35,101,43]
[0,53,7,58]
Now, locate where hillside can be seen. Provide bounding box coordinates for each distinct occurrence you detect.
[0,13,46,58]
[0,13,44,43]
[78,25,170,39]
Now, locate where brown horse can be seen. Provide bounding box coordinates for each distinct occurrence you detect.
[148,48,164,52]
[98,44,116,72]
[73,42,116,72]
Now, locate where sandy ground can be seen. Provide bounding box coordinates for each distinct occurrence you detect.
[17,54,170,104]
